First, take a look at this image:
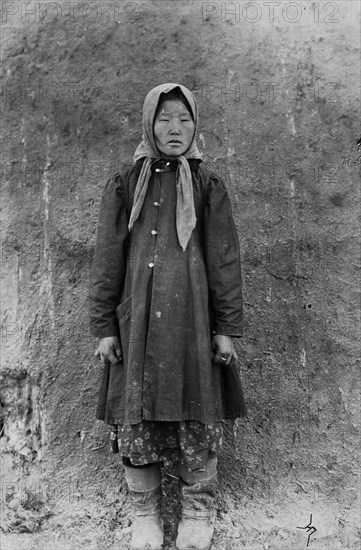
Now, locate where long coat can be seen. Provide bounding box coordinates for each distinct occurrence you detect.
[89,158,246,425]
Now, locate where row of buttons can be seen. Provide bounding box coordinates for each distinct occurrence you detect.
[149,200,161,267]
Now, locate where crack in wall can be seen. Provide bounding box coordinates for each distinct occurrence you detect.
[39,133,55,330]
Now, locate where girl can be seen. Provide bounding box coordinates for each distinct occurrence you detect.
[90,83,246,550]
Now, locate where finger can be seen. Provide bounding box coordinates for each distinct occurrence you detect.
[115,344,123,361]
[218,353,231,366]
[108,350,121,365]
[213,353,221,364]
[215,353,230,365]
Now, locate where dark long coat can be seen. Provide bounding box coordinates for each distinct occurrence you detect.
[89,158,246,425]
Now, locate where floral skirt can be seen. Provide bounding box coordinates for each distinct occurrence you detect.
[118,420,223,473]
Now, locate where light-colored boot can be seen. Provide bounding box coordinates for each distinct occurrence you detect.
[124,463,164,550]
[176,457,218,550]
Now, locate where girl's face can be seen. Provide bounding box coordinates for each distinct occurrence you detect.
[153,99,195,157]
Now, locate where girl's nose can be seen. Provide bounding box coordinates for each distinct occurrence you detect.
[169,121,181,133]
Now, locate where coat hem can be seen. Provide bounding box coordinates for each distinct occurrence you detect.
[97,412,247,426]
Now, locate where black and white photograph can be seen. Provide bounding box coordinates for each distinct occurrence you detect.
[0,1,360,549]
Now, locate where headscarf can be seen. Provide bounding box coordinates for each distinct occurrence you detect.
[128,83,202,251]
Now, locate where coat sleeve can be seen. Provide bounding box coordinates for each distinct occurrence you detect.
[203,173,243,338]
[89,173,129,338]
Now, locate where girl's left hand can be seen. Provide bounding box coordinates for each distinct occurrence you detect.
[211,334,238,366]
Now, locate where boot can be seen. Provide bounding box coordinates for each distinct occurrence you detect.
[124,462,164,550]
[176,457,218,550]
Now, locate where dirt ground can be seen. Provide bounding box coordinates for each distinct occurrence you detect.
[1,444,360,550]
[0,1,360,549]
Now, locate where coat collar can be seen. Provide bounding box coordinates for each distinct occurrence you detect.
[149,158,202,173]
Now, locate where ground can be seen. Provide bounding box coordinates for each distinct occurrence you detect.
[1,457,360,549]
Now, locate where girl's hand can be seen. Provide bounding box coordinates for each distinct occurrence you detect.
[211,334,237,366]
[95,336,122,365]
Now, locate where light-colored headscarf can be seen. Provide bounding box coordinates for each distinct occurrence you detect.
[128,83,202,251]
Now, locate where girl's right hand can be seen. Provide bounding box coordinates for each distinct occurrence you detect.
[95,336,122,365]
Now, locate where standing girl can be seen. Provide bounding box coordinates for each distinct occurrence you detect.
[90,83,246,550]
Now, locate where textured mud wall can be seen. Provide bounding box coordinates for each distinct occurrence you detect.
[0,0,359,522]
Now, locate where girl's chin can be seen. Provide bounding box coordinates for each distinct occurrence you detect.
[159,151,183,159]
[159,147,188,158]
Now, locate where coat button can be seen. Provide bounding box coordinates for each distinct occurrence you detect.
[148,262,154,268]
[153,201,160,207]
[151,230,157,235]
